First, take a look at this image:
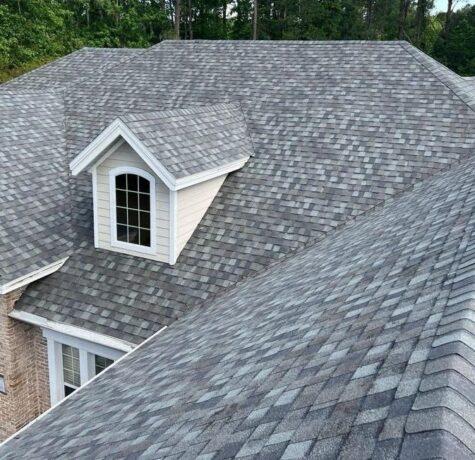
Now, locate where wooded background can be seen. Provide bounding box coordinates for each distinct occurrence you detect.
[0,0,474,83]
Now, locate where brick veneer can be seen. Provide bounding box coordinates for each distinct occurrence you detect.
[0,289,50,441]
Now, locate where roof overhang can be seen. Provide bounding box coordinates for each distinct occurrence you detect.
[0,258,68,295]
[9,310,136,353]
[69,119,249,191]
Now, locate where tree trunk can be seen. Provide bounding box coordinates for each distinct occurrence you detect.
[222,0,227,35]
[444,0,454,34]
[188,0,193,40]
[415,0,428,47]
[398,0,410,39]
[366,0,373,31]
[253,0,258,40]
[175,0,181,39]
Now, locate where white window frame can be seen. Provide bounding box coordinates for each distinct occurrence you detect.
[109,166,157,255]
[43,329,124,406]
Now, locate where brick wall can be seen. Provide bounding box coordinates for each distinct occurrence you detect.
[0,289,50,441]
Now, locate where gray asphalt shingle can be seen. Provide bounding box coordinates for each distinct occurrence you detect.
[116,103,253,179]
[5,40,475,344]
[2,143,475,459]
[0,91,72,285]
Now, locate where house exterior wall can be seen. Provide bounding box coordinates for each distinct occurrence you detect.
[0,289,50,442]
[176,174,227,255]
[95,141,170,262]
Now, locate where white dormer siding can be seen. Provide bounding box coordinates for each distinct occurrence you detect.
[94,142,170,262]
[176,175,227,254]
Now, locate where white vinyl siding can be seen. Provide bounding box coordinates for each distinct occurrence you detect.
[95,142,170,262]
[176,174,227,255]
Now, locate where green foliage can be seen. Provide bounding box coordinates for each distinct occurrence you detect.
[0,0,474,83]
[433,5,475,75]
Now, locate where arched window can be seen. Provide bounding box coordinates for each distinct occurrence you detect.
[110,167,156,252]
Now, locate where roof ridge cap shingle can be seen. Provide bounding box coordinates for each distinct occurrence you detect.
[118,102,242,122]
[402,214,475,455]
[398,42,475,112]
[156,39,407,47]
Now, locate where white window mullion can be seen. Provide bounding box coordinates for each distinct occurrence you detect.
[87,353,96,381]
[79,349,89,386]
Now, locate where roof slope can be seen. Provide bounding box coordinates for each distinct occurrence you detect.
[12,41,475,343]
[73,103,253,181]
[400,43,475,109]
[0,91,72,285]
[3,149,475,459]
[464,76,475,94]
[118,103,253,179]
[1,47,142,91]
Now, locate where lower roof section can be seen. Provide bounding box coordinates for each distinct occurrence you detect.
[3,149,475,459]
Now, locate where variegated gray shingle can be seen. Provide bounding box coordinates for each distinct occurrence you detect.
[10,40,475,343]
[2,147,475,459]
[117,103,253,179]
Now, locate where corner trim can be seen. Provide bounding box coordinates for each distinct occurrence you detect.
[0,258,68,295]
[8,310,135,353]
[169,190,178,265]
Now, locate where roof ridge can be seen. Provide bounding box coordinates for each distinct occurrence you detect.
[398,42,475,112]
[118,101,242,121]
[403,211,475,455]
[159,39,406,44]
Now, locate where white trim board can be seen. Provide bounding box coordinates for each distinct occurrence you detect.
[8,310,135,353]
[69,118,249,191]
[0,258,68,295]
[169,189,178,265]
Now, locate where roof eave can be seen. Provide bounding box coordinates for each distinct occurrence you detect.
[0,257,68,295]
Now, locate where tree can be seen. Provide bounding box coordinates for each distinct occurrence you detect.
[252,0,258,39]
[433,4,475,75]
[1,0,474,83]
[175,0,181,39]
[398,0,411,39]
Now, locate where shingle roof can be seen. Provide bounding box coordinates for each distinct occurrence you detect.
[3,150,475,459]
[0,91,72,285]
[8,40,475,344]
[117,103,253,179]
[463,76,475,94]
[1,47,142,91]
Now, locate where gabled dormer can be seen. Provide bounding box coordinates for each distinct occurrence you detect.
[70,103,253,264]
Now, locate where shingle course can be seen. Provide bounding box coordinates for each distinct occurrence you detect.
[117,103,252,179]
[0,91,72,284]
[6,40,475,344]
[3,144,475,458]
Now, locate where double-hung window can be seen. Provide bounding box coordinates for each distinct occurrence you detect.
[44,330,124,405]
[62,344,81,396]
[110,167,156,254]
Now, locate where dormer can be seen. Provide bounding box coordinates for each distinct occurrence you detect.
[70,103,253,265]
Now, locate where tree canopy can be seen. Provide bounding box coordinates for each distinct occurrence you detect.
[0,0,474,83]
